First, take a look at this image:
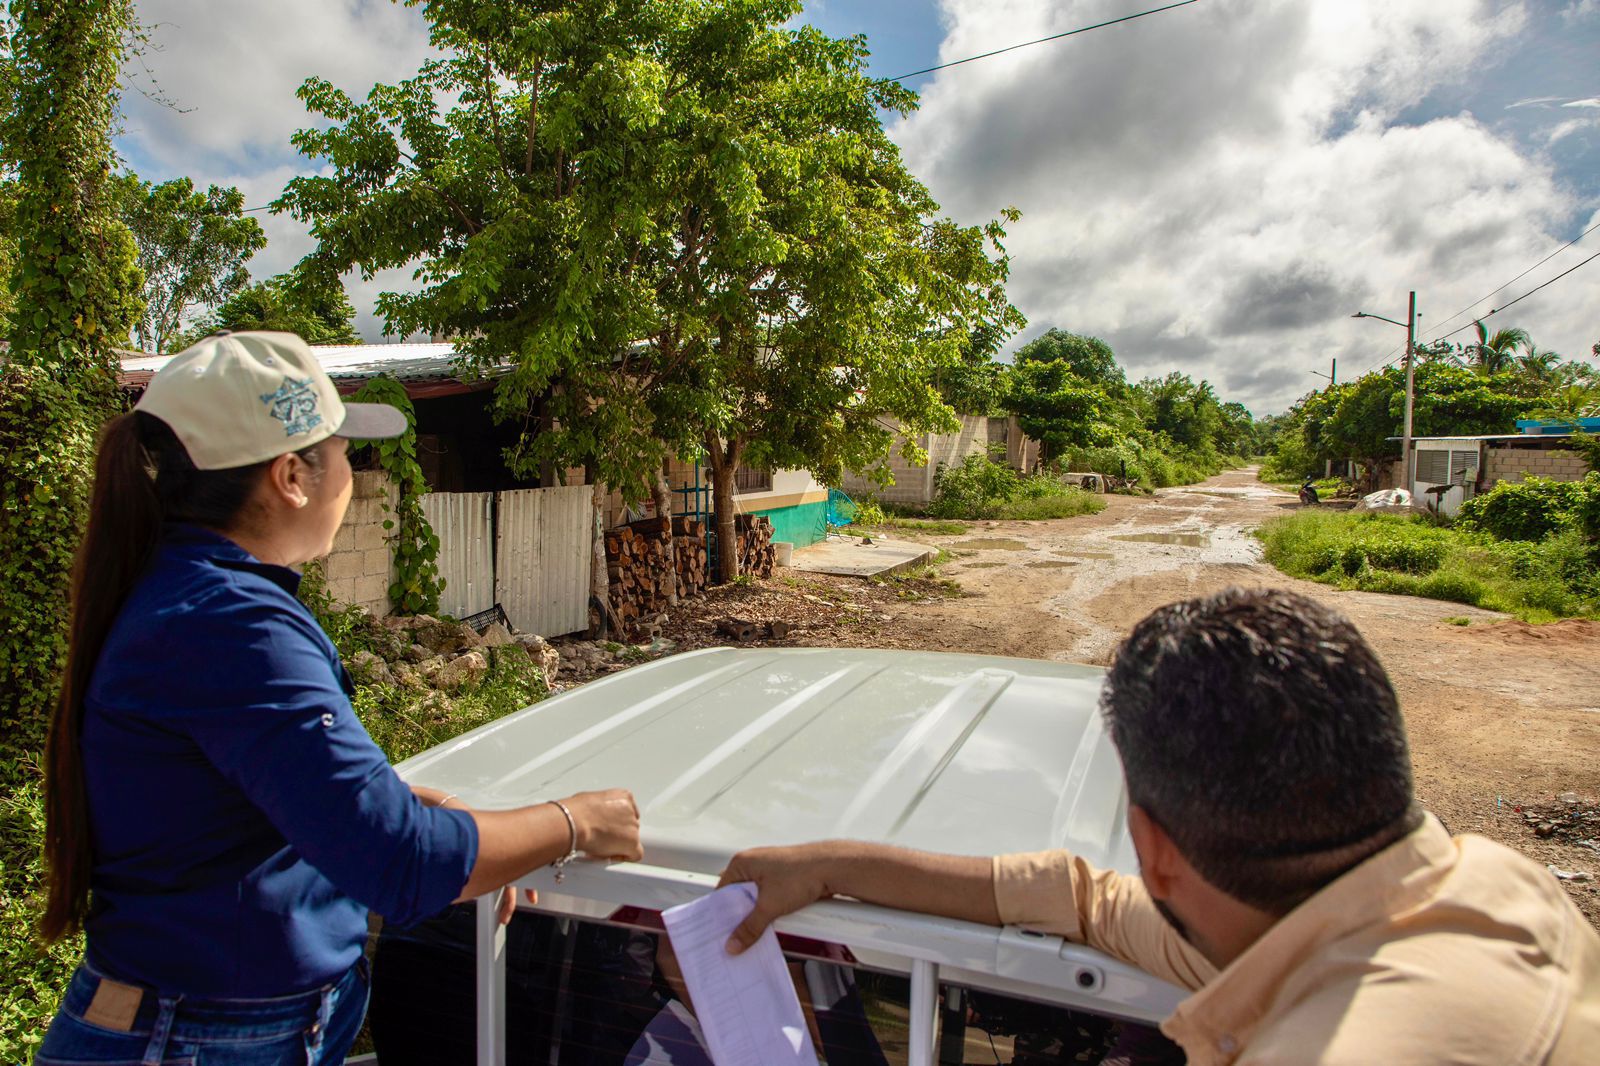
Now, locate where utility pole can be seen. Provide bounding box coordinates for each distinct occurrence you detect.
[1309,358,1338,478]
[1352,293,1418,491]
[1401,291,1415,494]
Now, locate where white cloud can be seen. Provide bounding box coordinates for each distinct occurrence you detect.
[1561,98,1600,108]
[889,0,1593,413]
[1562,0,1599,23]
[117,1,439,339]
[114,1,1597,390]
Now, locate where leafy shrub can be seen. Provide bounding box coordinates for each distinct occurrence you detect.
[929,454,1106,520]
[1258,510,1598,621]
[851,498,887,529]
[1455,474,1597,542]
[930,453,1022,517]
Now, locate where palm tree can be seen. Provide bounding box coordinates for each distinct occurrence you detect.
[1530,384,1600,424]
[1468,320,1530,375]
[1518,346,1563,388]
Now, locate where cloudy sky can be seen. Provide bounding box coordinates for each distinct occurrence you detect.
[115,0,1600,414]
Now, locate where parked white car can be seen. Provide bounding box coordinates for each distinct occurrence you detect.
[390,647,1186,1065]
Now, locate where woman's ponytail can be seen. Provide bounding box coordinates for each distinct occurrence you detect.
[42,413,165,941]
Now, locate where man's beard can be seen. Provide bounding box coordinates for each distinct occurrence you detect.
[1151,896,1194,946]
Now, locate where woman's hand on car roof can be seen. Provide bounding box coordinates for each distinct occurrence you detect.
[567,788,644,862]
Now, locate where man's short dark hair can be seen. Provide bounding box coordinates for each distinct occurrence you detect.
[1102,587,1416,914]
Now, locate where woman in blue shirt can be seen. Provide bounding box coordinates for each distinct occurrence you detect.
[38,332,642,1064]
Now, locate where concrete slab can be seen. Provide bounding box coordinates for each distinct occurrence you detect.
[790,535,937,578]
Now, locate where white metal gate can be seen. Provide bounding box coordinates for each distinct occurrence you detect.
[495,487,592,637]
[420,492,496,620]
[420,486,592,636]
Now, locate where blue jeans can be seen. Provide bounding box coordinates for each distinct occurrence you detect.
[36,956,369,1065]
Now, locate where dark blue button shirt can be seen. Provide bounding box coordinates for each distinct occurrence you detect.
[82,525,478,997]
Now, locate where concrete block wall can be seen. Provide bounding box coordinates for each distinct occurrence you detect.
[841,430,936,507]
[318,470,398,616]
[841,415,997,507]
[927,414,992,473]
[1485,447,1588,485]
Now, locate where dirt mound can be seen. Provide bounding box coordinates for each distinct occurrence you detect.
[1466,618,1600,648]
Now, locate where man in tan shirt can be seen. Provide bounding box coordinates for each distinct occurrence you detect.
[721,588,1600,1064]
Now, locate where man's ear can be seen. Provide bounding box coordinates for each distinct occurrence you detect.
[1129,804,1180,900]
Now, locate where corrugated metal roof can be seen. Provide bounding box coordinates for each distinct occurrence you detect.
[120,341,504,384]
[1387,433,1575,442]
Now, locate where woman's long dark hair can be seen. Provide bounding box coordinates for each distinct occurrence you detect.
[41,412,320,941]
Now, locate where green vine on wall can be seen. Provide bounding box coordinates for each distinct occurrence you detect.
[345,374,444,615]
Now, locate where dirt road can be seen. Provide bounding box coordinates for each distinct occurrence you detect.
[819,467,1600,918]
[579,466,1600,918]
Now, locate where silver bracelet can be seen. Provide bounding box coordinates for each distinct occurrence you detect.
[548,800,580,883]
[434,793,458,809]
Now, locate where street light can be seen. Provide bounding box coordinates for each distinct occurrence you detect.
[1351,291,1417,492]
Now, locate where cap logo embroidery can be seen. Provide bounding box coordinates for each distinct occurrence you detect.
[260,378,323,437]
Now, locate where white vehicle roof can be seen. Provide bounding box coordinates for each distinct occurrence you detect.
[398,647,1186,1046]
[400,646,1136,872]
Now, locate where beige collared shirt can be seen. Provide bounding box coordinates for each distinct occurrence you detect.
[993,816,1600,1064]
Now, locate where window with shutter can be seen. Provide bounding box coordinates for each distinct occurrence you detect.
[1415,450,1449,484]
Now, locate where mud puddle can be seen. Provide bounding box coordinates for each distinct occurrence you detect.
[962,561,1007,569]
[1112,532,1211,548]
[1026,560,1078,569]
[1056,550,1115,560]
[951,538,1029,551]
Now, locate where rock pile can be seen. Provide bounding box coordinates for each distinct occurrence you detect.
[1523,797,1600,852]
[341,611,561,694]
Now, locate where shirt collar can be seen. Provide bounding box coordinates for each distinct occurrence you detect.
[162,523,303,597]
[1162,813,1456,1060]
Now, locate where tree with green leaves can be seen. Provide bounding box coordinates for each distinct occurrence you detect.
[279,0,1020,583]
[115,174,267,353]
[641,29,1022,578]
[1013,328,1125,390]
[177,267,361,348]
[1,1,142,1057]
[1136,372,1225,452]
[0,178,17,337]
[1006,357,1116,457]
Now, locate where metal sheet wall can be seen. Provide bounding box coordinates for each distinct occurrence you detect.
[495,486,592,637]
[420,492,496,619]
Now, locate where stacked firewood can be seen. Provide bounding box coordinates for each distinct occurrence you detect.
[603,517,709,631]
[670,517,711,594]
[735,514,776,578]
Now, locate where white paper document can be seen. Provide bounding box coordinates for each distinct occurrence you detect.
[661,883,821,1066]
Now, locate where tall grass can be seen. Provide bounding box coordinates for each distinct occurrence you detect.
[1257,510,1599,622]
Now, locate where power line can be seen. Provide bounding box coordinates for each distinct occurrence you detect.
[1430,249,1600,345]
[889,0,1201,81]
[1426,219,1600,338]
[240,4,1203,217]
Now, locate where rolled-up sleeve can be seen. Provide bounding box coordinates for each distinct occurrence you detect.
[185,598,478,926]
[993,851,1214,991]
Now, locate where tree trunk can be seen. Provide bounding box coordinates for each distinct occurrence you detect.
[651,460,679,605]
[711,461,737,583]
[589,474,610,636]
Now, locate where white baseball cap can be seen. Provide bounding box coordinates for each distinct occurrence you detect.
[135,331,408,470]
